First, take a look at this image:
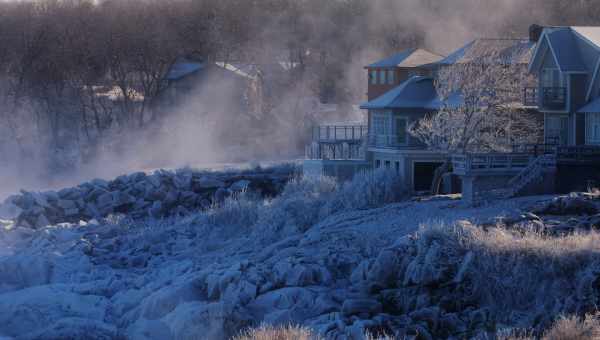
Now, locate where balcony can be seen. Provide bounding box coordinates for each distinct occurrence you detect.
[367,134,408,149]
[312,125,367,142]
[523,86,567,110]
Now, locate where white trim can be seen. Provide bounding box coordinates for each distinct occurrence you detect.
[587,57,600,102]
[544,34,564,73]
[529,31,549,73]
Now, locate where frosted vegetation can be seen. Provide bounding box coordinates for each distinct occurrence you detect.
[0,167,599,339]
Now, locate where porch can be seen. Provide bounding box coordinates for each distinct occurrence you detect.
[452,145,600,204]
[305,124,367,160]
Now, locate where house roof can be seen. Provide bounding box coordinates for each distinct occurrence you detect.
[367,48,444,68]
[571,26,600,50]
[578,96,600,113]
[360,76,447,110]
[436,38,535,66]
[545,28,587,73]
[165,60,205,80]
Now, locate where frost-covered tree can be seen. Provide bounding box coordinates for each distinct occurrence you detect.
[410,49,541,153]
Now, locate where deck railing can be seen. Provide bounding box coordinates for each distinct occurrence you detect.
[312,125,367,142]
[367,134,408,148]
[521,87,567,110]
[452,153,534,175]
[453,144,600,175]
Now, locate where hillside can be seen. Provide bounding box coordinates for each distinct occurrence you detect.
[0,167,599,339]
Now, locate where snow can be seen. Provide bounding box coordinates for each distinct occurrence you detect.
[0,169,561,339]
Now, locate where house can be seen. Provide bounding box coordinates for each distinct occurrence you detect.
[452,26,600,203]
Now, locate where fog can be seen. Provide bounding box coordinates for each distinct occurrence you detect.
[0,0,597,199]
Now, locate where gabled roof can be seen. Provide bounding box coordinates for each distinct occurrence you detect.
[367,49,444,68]
[360,76,452,110]
[545,28,587,73]
[436,38,535,66]
[529,27,600,74]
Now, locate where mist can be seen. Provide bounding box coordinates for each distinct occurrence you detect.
[1,0,599,199]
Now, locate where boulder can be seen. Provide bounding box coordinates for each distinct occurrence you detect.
[341,299,382,317]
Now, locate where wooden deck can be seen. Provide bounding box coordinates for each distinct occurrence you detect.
[452,144,600,176]
[307,124,367,160]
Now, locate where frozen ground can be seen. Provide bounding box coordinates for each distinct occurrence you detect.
[0,168,595,339]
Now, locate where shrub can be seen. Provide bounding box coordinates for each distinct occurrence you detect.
[232,324,320,340]
[542,314,600,340]
[414,221,600,333]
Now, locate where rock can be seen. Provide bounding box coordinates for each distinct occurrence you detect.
[367,249,399,286]
[18,318,118,340]
[0,201,23,220]
[56,199,77,210]
[341,299,382,317]
[0,285,108,337]
[35,214,51,228]
[409,307,441,330]
[0,255,53,292]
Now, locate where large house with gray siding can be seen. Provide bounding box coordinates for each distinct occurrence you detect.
[304,25,600,201]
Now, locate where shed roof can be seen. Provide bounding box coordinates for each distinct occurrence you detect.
[367,48,444,68]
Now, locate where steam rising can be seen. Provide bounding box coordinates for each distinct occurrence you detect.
[0,0,580,198]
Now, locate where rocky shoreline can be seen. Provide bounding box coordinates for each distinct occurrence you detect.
[0,164,297,228]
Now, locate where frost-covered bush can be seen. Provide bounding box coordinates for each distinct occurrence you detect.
[205,192,261,232]
[328,168,406,212]
[258,176,337,234]
[413,221,600,332]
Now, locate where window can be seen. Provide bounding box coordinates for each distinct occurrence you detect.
[385,160,391,169]
[394,117,408,145]
[587,112,600,145]
[376,159,381,168]
[379,70,386,84]
[545,115,568,145]
[372,113,389,135]
[369,70,378,85]
[387,69,395,85]
[395,161,400,174]
[541,68,564,88]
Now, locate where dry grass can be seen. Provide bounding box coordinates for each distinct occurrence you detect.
[499,314,600,340]
[232,325,320,340]
[415,222,600,323]
[542,314,600,340]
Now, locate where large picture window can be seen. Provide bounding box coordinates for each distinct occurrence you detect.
[372,113,388,135]
[586,112,600,145]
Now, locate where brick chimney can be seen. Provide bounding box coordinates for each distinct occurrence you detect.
[529,24,544,42]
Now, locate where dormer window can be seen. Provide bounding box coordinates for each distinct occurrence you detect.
[369,70,378,85]
[387,69,395,85]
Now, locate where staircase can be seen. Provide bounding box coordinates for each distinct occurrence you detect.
[503,154,557,198]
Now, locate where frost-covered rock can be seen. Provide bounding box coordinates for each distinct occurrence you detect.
[0,285,109,337]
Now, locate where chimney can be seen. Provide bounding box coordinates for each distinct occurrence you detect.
[529,24,544,42]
